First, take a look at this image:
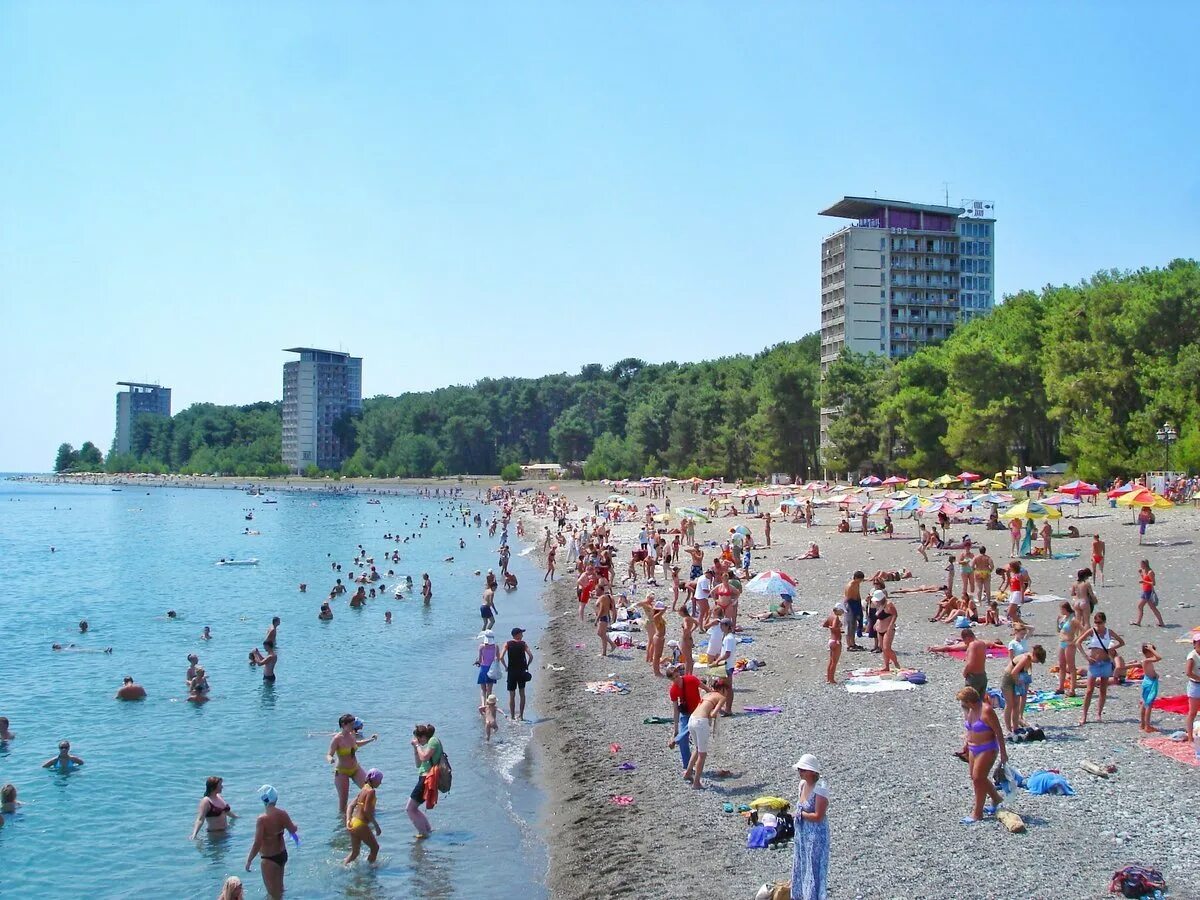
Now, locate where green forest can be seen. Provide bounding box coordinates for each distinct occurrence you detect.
[56,260,1199,482]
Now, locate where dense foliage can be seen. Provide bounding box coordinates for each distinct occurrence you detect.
[96,402,286,476]
[823,260,1200,481]
[62,261,1197,482]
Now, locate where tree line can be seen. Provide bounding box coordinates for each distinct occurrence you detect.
[55,260,1197,482]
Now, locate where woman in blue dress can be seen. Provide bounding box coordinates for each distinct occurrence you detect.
[790,753,829,900]
[1020,517,1034,557]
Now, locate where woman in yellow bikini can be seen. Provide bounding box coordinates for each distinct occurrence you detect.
[343,768,384,864]
[328,713,379,815]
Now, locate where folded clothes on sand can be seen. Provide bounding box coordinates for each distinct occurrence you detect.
[585,681,630,694]
[1140,735,1200,767]
[1026,770,1074,796]
[1152,694,1189,715]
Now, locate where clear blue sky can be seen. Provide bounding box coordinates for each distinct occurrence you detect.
[2,2,1198,471]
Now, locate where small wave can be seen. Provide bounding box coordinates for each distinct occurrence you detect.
[491,725,533,785]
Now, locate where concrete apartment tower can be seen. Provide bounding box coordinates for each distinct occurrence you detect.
[115,382,172,454]
[818,196,996,448]
[281,348,362,474]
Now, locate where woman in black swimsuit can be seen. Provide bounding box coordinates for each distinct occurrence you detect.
[190,775,238,839]
[245,785,297,900]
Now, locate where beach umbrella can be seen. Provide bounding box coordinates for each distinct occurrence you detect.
[1106,483,1137,499]
[932,474,959,487]
[895,496,923,512]
[1115,489,1173,509]
[1009,476,1048,492]
[676,507,711,522]
[778,498,802,508]
[802,481,825,492]
[730,525,752,537]
[957,472,981,483]
[652,513,672,523]
[999,499,1061,520]
[606,494,627,502]
[1058,480,1099,497]
[917,501,960,517]
[886,490,911,500]
[881,475,907,486]
[859,475,883,486]
[743,570,798,596]
[1041,493,1080,507]
[906,478,932,489]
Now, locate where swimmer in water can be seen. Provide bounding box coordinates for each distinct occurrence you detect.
[115,675,147,700]
[384,611,392,624]
[0,717,13,741]
[167,610,178,619]
[190,775,238,839]
[42,740,84,771]
[343,768,384,864]
[52,644,113,653]
[328,713,378,814]
[201,626,212,641]
[79,619,89,633]
[187,667,210,704]
[1,783,20,813]
[245,785,298,900]
[318,602,334,621]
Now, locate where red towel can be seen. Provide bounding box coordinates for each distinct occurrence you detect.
[1140,736,1200,767]
[1152,695,1190,715]
[423,766,440,809]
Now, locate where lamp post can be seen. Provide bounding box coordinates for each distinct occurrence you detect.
[1156,422,1178,473]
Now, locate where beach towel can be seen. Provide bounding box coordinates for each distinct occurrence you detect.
[1139,735,1200,768]
[584,681,630,694]
[845,677,916,694]
[742,706,782,714]
[1152,694,1189,715]
[1026,690,1084,712]
[1176,627,1200,643]
[1022,593,1069,605]
[1025,770,1074,796]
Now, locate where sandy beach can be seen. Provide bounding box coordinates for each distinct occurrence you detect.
[522,481,1200,900]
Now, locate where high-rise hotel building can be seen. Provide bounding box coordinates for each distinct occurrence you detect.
[282,348,362,473]
[114,381,172,455]
[818,196,995,448]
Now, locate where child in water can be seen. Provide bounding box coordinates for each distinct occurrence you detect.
[482,694,499,742]
[1139,643,1163,733]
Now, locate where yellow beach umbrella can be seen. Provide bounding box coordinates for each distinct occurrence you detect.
[932,474,959,487]
[999,499,1061,520]
[906,478,932,489]
[1115,489,1173,509]
[652,512,672,523]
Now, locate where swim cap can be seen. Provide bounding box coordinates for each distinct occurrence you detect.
[353,718,364,731]
[258,785,278,804]
[366,768,383,784]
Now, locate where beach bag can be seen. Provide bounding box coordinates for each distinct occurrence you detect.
[437,751,453,792]
[487,659,502,681]
[1109,865,1166,897]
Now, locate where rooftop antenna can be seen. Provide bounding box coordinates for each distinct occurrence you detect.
[943,182,951,206]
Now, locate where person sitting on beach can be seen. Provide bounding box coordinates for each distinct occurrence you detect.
[115,675,146,701]
[983,600,1001,627]
[871,568,912,583]
[837,517,850,533]
[42,740,84,771]
[752,593,794,621]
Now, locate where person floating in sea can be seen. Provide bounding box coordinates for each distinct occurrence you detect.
[42,740,84,771]
[115,675,146,700]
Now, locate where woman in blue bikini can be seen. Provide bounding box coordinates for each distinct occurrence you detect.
[957,687,1007,824]
[1077,611,1124,726]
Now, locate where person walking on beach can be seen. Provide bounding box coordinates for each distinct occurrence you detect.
[843,572,865,651]
[1091,534,1106,586]
[501,627,533,721]
[475,630,499,703]
[595,590,615,657]
[1077,612,1124,725]
[790,753,829,900]
[545,543,556,582]
[406,724,442,837]
[1185,634,1200,742]
[957,687,1006,825]
[480,582,497,631]
[245,785,297,900]
[961,629,988,696]
[1132,559,1164,627]
[343,768,384,865]
[666,663,701,771]
[683,678,728,789]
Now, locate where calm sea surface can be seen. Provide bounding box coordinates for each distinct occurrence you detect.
[0,479,547,899]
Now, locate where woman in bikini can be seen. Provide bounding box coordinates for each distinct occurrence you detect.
[822,605,843,684]
[328,713,379,815]
[190,775,238,839]
[245,785,297,900]
[957,686,1007,824]
[1077,611,1125,725]
[1056,601,1079,697]
[595,590,615,658]
[343,768,384,865]
[649,602,668,676]
[875,592,900,671]
[957,548,975,599]
[1131,559,1164,627]
[677,606,698,676]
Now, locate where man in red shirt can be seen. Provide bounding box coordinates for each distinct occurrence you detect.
[666,663,702,770]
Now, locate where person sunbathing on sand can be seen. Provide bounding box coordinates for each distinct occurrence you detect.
[752,594,794,621]
[871,568,912,582]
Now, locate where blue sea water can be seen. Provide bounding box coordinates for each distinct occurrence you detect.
[0,479,547,899]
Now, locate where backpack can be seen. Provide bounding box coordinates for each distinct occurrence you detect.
[1109,865,1166,898]
[437,751,453,792]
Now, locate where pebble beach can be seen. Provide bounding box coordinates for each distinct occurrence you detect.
[522,482,1200,900]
